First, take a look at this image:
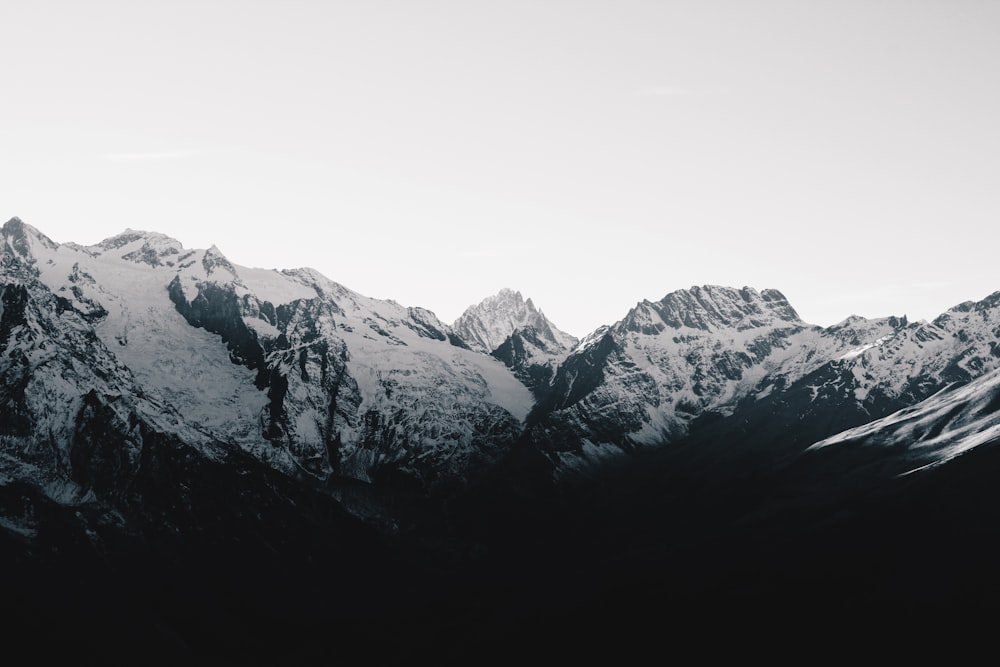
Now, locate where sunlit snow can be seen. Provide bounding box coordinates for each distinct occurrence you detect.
[10,222,535,486]
[808,368,1000,473]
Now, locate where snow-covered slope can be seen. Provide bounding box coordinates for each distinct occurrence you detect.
[828,293,1000,405]
[1,217,532,493]
[807,366,1000,475]
[527,283,1000,475]
[528,287,820,454]
[242,268,534,487]
[0,226,229,514]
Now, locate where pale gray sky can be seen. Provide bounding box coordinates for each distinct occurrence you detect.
[3,1,999,337]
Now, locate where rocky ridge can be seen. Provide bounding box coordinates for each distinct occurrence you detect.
[525,284,1000,476]
[1,218,533,503]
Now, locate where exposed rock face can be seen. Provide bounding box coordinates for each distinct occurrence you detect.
[526,286,813,460]
[0,246,222,510]
[526,284,1000,477]
[1,219,532,500]
[634,285,802,332]
[453,288,579,395]
[492,325,571,395]
[452,287,578,354]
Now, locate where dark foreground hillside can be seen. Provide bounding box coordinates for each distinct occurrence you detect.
[4,424,1000,664]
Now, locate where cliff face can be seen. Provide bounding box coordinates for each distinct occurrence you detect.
[1,219,533,501]
[526,284,1000,477]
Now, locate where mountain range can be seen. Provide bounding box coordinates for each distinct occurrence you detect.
[3,216,999,661]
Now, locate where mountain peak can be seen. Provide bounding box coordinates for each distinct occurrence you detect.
[96,228,185,253]
[481,287,530,309]
[623,285,802,334]
[91,228,188,268]
[1,216,59,258]
[202,244,238,277]
[2,216,29,246]
[453,288,577,354]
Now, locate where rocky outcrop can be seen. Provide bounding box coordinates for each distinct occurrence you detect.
[0,250,217,509]
[452,287,577,354]
[526,286,813,462]
[2,220,532,498]
[454,288,579,396]
[526,285,1000,476]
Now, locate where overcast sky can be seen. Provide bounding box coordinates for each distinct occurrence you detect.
[3,1,999,337]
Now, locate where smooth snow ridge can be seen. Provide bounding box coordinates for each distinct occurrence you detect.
[808,367,1000,472]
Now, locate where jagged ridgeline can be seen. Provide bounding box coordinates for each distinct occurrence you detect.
[0,217,537,499]
[4,216,1000,659]
[4,216,1000,496]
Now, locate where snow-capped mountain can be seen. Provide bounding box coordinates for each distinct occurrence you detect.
[1,218,532,500]
[7,216,1000,498]
[7,215,1000,495]
[0,235,224,510]
[452,287,578,355]
[5,216,1000,660]
[452,287,578,393]
[526,284,1000,476]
